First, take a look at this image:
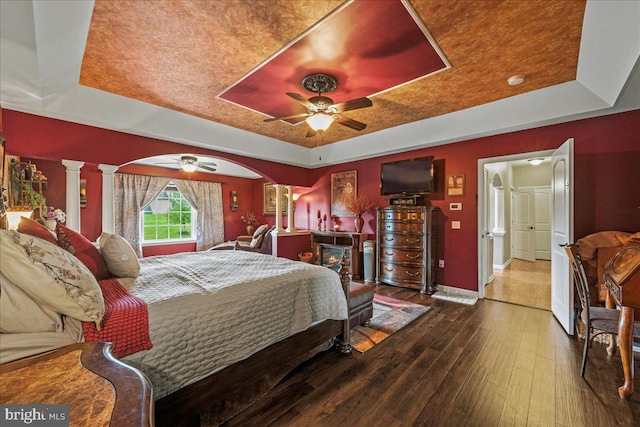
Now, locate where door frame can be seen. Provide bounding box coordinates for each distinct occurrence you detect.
[477,149,555,299]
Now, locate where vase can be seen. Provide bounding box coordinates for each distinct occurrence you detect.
[246,224,254,236]
[354,215,364,233]
[44,218,57,231]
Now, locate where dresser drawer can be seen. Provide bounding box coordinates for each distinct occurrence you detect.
[379,221,423,233]
[379,248,423,263]
[379,232,423,247]
[379,263,424,283]
[380,210,424,221]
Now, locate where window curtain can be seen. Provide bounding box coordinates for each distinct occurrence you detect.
[114,173,170,257]
[174,179,224,251]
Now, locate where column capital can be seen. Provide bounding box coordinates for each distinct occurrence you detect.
[98,164,119,174]
[61,159,85,171]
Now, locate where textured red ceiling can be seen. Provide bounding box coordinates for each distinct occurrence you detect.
[218,0,447,121]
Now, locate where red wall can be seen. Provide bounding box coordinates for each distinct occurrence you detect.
[5,109,640,290]
[296,110,640,290]
[4,111,312,187]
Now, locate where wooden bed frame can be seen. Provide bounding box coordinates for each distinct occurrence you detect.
[154,256,353,426]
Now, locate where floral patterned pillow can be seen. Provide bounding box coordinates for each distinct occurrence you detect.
[0,230,104,327]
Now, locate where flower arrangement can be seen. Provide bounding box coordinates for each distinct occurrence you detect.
[343,194,374,216]
[240,211,258,225]
[45,206,66,223]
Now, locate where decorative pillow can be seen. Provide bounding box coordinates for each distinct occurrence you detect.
[0,229,105,327]
[0,272,63,334]
[17,217,57,246]
[98,232,141,278]
[56,223,111,280]
[252,224,268,239]
[250,224,269,248]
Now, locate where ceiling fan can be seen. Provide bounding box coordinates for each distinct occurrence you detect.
[264,73,373,137]
[155,155,217,173]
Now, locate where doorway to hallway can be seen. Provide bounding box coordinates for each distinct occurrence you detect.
[484,258,551,310]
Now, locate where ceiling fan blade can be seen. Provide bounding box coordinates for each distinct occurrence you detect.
[154,162,179,165]
[286,92,315,108]
[198,165,217,173]
[306,128,318,138]
[264,112,310,123]
[331,97,372,113]
[335,115,367,131]
[199,161,217,167]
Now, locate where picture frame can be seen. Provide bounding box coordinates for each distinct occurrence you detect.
[263,182,288,215]
[331,170,357,217]
[446,173,465,197]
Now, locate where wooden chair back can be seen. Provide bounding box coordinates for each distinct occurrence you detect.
[565,244,591,313]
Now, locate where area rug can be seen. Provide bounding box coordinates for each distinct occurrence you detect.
[350,294,430,353]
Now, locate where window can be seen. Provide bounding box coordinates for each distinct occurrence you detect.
[142,185,196,243]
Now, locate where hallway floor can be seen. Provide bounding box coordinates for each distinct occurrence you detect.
[485,258,551,310]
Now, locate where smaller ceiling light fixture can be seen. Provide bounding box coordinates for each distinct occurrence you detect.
[508,74,525,86]
[180,156,199,173]
[527,157,544,166]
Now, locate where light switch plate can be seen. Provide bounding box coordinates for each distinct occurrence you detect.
[450,203,462,211]
[452,221,461,229]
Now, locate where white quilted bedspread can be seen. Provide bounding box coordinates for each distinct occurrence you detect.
[122,250,348,400]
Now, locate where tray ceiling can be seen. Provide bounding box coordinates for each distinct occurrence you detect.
[2,0,639,168]
[79,0,585,148]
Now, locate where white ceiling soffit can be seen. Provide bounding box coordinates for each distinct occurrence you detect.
[0,0,639,169]
[129,155,262,179]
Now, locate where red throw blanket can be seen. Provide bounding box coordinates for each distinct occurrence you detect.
[82,278,152,358]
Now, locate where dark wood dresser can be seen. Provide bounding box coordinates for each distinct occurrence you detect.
[376,206,438,294]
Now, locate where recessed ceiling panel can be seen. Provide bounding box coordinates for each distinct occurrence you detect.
[218,0,449,121]
[79,0,585,148]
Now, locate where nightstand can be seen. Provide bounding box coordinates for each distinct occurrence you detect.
[0,342,153,426]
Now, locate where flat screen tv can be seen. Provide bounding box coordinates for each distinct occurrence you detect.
[380,156,434,196]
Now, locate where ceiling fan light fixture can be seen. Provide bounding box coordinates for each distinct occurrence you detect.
[180,155,198,173]
[306,112,335,131]
[181,163,197,173]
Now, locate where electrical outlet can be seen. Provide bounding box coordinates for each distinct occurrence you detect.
[452,221,461,229]
[438,259,445,268]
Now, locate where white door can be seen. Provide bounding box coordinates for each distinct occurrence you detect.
[551,139,574,335]
[513,188,536,262]
[534,186,552,260]
[482,168,494,286]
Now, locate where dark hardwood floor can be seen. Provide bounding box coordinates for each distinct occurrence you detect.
[213,284,640,426]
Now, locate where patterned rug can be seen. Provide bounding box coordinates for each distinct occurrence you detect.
[350,294,430,353]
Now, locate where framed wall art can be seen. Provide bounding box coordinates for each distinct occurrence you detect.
[263,182,288,215]
[446,173,465,197]
[331,170,357,217]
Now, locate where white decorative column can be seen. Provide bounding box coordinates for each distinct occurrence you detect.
[286,185,297,233]
[98,164,119,234]
[62,159,84,232]
[273,184,285,234]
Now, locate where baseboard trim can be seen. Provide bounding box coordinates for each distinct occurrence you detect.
[436,284,479,299]
[493,258,512,270]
